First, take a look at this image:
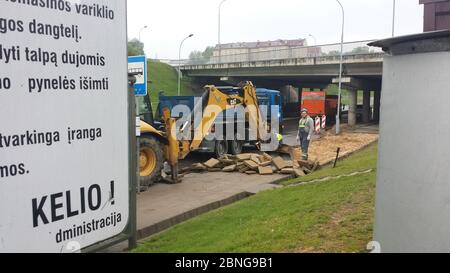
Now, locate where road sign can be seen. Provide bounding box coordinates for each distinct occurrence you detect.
[0,0,134,252]
[128,55,148,96]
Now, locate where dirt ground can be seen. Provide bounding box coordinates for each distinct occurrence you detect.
[309,131,379,165]
[281,119,379,165]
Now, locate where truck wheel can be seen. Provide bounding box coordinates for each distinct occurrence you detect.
[139,136,164,187]
[228,135,244,155]
[215,140,229,158]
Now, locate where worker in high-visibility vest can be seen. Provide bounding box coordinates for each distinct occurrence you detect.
[296,108,314,160]
[277,133,283,145]
[268,133,284,150]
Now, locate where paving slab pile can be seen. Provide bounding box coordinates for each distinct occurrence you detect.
[179,146,320,179]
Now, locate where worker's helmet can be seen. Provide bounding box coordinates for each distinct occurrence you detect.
[301,108,309,113]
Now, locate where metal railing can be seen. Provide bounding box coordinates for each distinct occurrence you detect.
[169,40,384,67]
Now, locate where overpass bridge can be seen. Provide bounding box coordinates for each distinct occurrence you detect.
[178,40,385,126]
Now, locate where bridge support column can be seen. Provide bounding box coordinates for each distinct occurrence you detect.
[298,86,304,106]
[362,90,371,123]
[281,85,300,118]
[348,89,358,127]
[373,90,381,123]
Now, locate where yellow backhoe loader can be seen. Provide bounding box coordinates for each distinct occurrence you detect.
[138,81,273,186]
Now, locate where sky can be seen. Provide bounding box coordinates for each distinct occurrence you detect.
[127,0,424,60]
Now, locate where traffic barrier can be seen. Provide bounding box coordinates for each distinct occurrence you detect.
[322,115,327,129]
[315,116,321,134]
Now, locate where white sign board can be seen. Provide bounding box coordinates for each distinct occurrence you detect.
[0,0,130,252]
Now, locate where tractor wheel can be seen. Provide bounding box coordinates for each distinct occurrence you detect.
[139,136,164,187]
[215,140,229,158]
[228,135,244,155]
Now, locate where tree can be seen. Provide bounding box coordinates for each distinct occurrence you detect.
[350,46,370,54]
[128,39,144,56]
[325,46,373,57]
[326,50,341,56]
[189,46,215,64]
[189,50,203,60]
[202,46,214,60]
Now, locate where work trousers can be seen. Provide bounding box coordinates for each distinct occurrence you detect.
[299,129,310,160]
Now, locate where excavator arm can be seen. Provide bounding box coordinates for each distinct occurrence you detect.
[161,81,269,183]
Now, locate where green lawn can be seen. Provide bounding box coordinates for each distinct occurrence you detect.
[133,143,378,253]
[146,59,197,108]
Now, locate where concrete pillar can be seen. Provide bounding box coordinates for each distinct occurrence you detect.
[373,90,381,122]
[348,89,358,126]
[362,90,371,123]
[280,85,299,118]
[370,91,374,120]
[298,87,304,106]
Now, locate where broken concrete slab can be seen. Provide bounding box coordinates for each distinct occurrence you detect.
[244,160,259,170]
[311,160,320,172]
[284,160,294,168]
[239,167,250,173]
[250,155,261,164]
[290,148,303,162]
[259,161,272,167]
[294,168,306,178]
[245,170,258,175]
[257,155,266,163]
[272,156,287,170]
[204,158,221,168]
[258,166,274,175]
[222,165,237,172]
[298,160,315,169]
[219,158,236,165]
[277,144,292,154]
[191,163,207,172]
[262,152,273,161]
[236,154,252,161]
[280,168,295,175]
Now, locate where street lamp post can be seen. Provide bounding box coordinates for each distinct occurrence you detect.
[308,34,317,46]
[392,0,396,37]
[335,0,345,135]
[136,25,147,197]
[218,0,228,64]
[139,25,148,42]
[178,34,194,96]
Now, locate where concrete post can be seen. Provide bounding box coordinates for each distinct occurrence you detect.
[373,90,381,122]
[348,89,358,126]
[297,86,302,103]
[281,85,300,118]
[371,91,374,121]
[362,90,371,123]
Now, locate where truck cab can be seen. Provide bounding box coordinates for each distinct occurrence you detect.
[256,88,283,134]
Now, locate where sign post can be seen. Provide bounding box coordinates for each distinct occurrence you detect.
[128,56,147,193]
[0,0,135,252]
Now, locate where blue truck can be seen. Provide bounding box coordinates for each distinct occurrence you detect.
[155,87,283,157]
